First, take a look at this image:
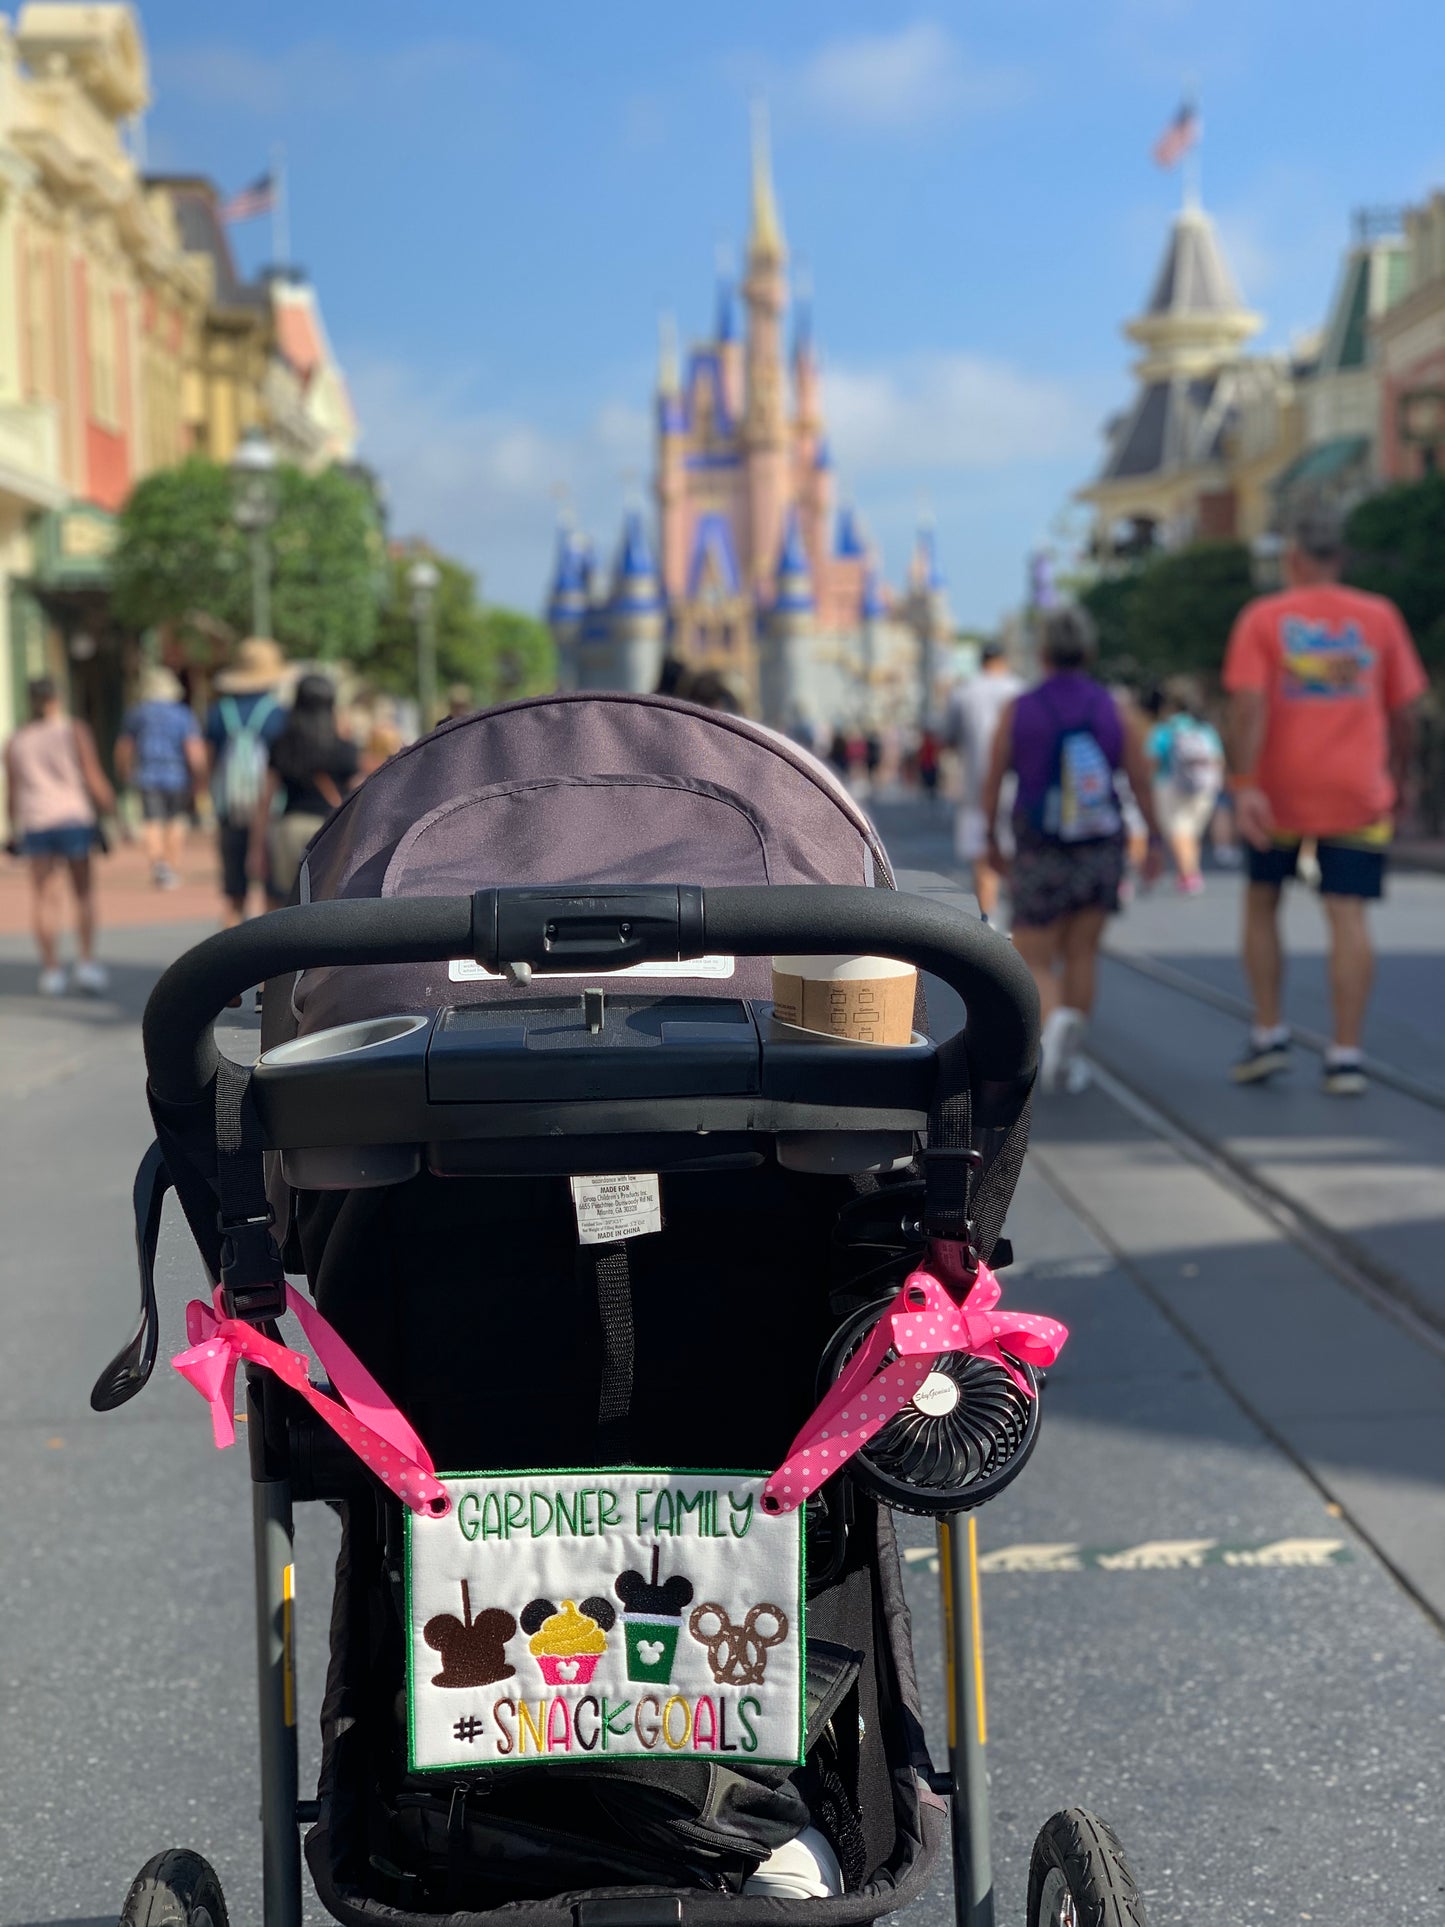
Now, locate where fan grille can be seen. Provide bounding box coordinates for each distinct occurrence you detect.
[867,1351,1032,1494]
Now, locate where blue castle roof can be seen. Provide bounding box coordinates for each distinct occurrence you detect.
[914,524,945,590]
[835,504,866,559]
[716,274,737,342]
[773,507,815,614]
[861,564,886,620]
[686,513,742,599]
[611,508,663,614]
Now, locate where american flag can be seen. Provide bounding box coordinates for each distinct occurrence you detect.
[221,171,276,224]
[1152,101,1200,170]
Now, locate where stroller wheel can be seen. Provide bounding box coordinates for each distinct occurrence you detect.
[120,1849,230,1927]
[1026,1809,1147,1927]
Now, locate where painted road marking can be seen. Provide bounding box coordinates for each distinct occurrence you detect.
[902,1537,1351,1575]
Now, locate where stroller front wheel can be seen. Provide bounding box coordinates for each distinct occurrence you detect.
[120,1848,230,1927]
[1026,1808,1147,1927]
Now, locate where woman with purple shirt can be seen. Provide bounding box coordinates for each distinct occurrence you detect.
[981,607,1163,1092]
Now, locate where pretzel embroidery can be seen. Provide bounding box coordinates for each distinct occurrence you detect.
[688,1602,790,1686]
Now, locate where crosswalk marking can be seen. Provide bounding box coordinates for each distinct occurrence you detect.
[901,1536,1351,1575]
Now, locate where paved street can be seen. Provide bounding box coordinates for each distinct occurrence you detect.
[3,817,1444,1926]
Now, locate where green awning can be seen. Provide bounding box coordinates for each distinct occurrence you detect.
[1270,436,1370,495]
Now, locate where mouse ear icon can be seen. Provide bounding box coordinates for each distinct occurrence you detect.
[519,1598,558,1636]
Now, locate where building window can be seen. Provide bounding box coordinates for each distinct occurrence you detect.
[88,272,121,429]
[25,243,51,400]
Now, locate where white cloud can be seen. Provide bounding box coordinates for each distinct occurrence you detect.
[350,360,648,610]
[797,21,1027,132]
[827,351,1103,475]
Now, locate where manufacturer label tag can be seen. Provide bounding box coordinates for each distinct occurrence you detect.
[448,956,735,983]
[570,1174,662,1245]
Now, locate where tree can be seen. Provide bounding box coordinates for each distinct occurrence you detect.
[1080,540,1255,682]
[362,552,556,705]
[1345,476,1445,676]
[113,455,381,660]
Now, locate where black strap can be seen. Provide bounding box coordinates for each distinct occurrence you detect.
[923,1026,1033,1266]
[215,1056,287,1321]
[594,1241,636,1437]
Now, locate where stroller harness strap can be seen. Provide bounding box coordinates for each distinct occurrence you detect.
[173,1282,450,1517]
[760,1259,1067,1515]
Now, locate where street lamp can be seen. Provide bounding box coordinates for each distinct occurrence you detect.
[408,554,441,728]
[232,426,279,639]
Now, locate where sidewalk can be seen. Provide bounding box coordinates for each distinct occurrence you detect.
[0,829,226,937]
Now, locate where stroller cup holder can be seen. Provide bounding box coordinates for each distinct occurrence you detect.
[251,994,937,1186]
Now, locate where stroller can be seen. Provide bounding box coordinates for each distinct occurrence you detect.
[96,695,1146,1927]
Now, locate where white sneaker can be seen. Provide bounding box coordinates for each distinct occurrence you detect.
[1040,1006,1086,1093]
[743,1827,845,1899]
[37,965,68,997]
[71,958,109,995]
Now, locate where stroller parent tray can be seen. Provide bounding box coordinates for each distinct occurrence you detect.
[251,994,937,1185]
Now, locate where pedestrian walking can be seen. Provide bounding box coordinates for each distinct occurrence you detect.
[946,641,1023,923]
[4,677,114,995]
[251,674,358,903]
[1148,675,1224,895]
[204,637,288,926]
[1223,503,1427,1095]
[981,606,1163,1093]
[114,665,205,888]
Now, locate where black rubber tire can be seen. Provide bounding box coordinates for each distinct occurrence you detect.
[1026,1808,1147,1927]
[120,1849,230,1927]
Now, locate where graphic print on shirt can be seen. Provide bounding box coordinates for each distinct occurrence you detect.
[1279,617,1374,699]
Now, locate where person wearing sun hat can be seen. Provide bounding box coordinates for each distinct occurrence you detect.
[205,637,289,924]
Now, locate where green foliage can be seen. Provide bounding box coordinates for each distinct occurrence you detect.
[1080,540,1256,682]
[363,553,556,706]
[1345,476,1445,676]
[113,456,381,660]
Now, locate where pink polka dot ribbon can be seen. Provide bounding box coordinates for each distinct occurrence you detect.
[172,1284,449,1516]
[761,1256,1068,1516]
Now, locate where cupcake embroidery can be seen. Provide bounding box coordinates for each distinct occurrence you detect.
[615,1547,696,1685]
[520,1596,615,1685]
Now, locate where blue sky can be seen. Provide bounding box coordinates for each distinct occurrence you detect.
[138,0,1445,629]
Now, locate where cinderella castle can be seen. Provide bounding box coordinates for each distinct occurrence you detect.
[546,117,952,730]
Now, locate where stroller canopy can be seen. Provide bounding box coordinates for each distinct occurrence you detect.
[284,693,896,1037]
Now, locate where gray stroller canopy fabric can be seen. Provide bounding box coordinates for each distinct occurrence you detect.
[287,694,894,1036]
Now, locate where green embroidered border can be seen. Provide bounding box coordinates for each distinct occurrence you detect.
[404,1466,807,1775]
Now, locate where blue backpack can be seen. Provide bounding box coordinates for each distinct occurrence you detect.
[1032,689,1122,844]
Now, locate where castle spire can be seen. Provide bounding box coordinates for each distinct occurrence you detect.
[748,99,786,265]
[657,311,679,397]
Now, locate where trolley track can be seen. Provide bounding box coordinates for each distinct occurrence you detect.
[1102,942,1445,1114]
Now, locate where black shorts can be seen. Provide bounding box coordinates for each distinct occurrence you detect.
[139,787,190,822]
[219,822,252,903]
[1010,826,1126,928]
[1246,834,1387,900]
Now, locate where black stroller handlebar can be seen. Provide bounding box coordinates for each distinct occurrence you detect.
[143,885,1039,1111]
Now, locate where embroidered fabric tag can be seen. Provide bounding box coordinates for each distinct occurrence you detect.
[448,956,735,982]
[405,1468,805,1771]
[570,1173,662,1245]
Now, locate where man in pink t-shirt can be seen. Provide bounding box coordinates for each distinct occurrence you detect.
[1222,504,1427,1094]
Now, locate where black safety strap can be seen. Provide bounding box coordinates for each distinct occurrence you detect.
[214,1056,287,1322]
[923,1028,1033,1268]
[594,1241,636,1437]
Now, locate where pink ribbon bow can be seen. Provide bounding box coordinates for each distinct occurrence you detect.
[172,1283,449,1516]
[762,1256,1067,1516]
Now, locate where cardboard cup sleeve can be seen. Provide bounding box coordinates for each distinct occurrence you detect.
[770,954,917,1047]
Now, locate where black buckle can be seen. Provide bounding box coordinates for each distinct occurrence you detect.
[921,1145,982,1269]
[218,1209,286,1321]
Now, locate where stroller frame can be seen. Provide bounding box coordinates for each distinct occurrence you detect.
[120,883,1050,1927]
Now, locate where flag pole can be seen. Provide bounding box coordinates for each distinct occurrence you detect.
[1181,84,1201,210]
[271,142,289,268]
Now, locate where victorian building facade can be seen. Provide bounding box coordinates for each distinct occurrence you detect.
[0,3,359,767]
[547,123,949,730]
[1373,190,1445,484]
[1079,198,1302,557]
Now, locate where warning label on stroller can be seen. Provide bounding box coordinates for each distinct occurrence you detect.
[405,1469,805,1771]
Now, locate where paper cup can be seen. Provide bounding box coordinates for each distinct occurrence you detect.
[770,954,917,1047]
